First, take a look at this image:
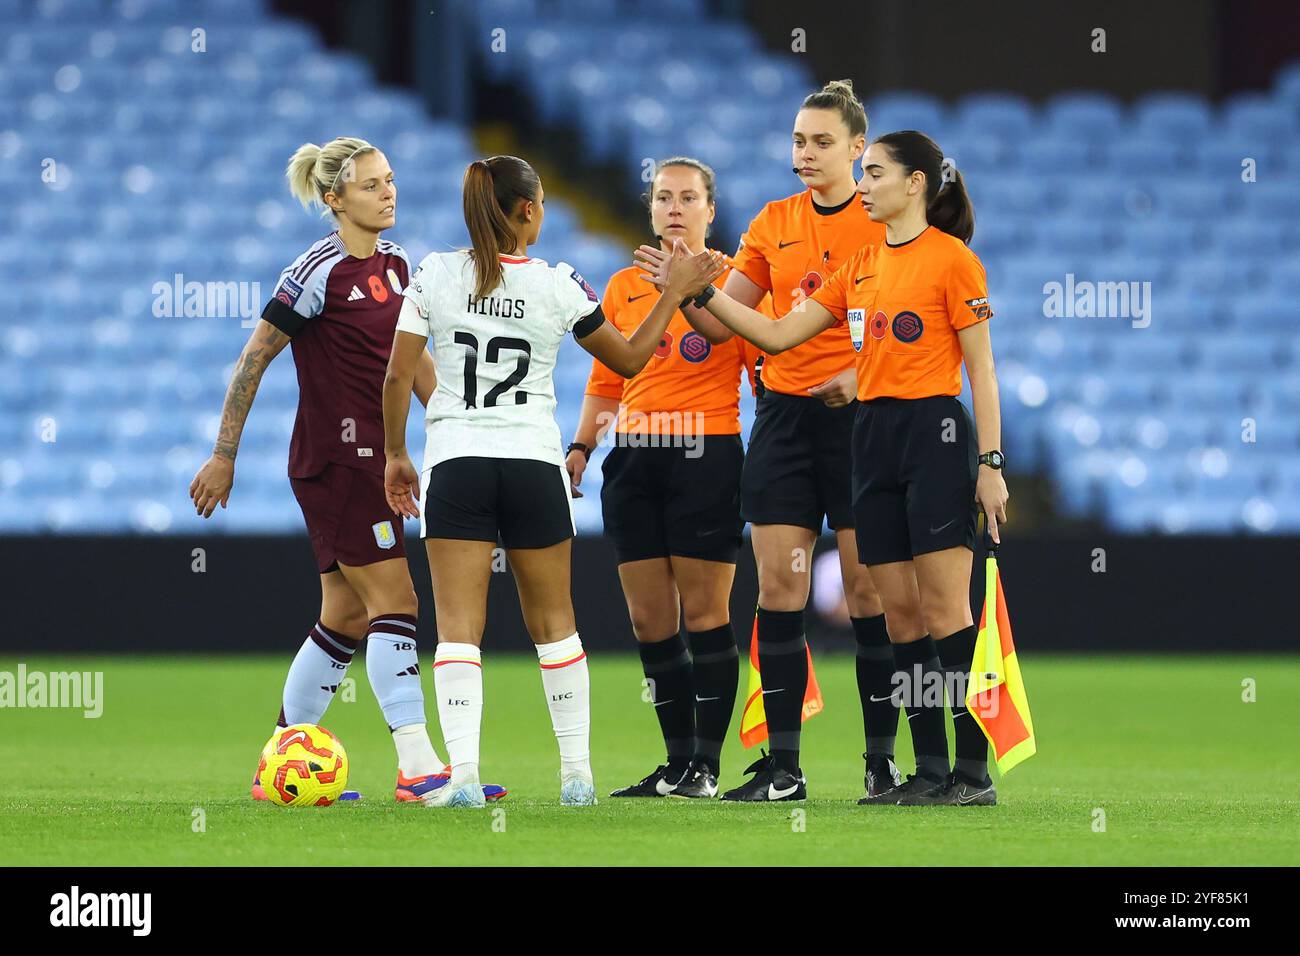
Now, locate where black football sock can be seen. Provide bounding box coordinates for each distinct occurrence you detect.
[852,614,899,758]
[936,624,990,785]
[892,635,950,783]
[686,622,738,774]
[637,633,695,778]
[755,607,808,775]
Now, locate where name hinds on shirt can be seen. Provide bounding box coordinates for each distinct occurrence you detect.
[467,294,527,319]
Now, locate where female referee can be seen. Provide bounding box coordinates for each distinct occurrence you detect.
[675,79,893,802]
[188,137,503,804]
[566,157,759,800]
[639,130,1009,807]
[382,156,718,807]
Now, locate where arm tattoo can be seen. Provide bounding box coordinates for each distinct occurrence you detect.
[214,326,284,460]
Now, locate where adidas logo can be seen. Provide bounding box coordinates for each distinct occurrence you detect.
[347,285,366,301]
[396,665,420,677]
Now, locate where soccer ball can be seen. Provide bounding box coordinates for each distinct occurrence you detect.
[258,724,349,807]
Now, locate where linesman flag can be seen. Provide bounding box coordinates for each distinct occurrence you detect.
[738,614,824,749]
[965,549,1036,773]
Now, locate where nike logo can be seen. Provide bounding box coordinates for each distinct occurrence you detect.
[695,695,720,702]
[777,239,803,249]
[930,518,957,534]
[767,781,799,799]
[652,699,674,708]
[906,711,920,720]
[761,688,784,696]
[869,693,897,703]
[957,787,993,805]
[696,527,719,538]
[627,293,652,303]
[279,730,308,748]
[854,274,876,284]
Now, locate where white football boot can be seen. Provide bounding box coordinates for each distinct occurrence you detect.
[422,773,486,808]
[560,770,597,806]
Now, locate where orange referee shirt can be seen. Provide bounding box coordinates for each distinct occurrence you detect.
[811,226,992,401]
[731,190,886,395]
[586,265,762,435]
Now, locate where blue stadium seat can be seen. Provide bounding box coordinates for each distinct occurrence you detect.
[1,1,1296,536]
[1134,93,1212,143]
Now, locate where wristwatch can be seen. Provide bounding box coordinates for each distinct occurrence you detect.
[567,442,592,462]
[978,450,1006,470]
[681,285,716,310]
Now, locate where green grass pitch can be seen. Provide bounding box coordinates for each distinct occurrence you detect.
[1,653,1296,866]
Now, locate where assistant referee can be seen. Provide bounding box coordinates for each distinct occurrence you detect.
[636,129,1009,807]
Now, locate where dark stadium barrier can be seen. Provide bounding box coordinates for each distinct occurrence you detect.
[0,533,1292,654]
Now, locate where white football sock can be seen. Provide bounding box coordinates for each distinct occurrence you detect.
[281,621,358,726]
[392,724,445,779]
[536,633,591,777]
[365,614,426,730]
[433,642,482,784]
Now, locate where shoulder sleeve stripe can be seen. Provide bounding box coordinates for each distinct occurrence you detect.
[298,251,343,286]
[292,243,335,282]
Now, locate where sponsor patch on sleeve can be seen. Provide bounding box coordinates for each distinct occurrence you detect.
[964,296,992,320]
[570,269,598,303]
[275,276,304,308]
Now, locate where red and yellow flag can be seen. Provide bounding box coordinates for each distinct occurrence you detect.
[965,553,1036,773]
[738,615,824,748]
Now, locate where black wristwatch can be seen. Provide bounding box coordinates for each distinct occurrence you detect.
[978,450,1006,470]
[681,285,715,310]
[567,442,593,462]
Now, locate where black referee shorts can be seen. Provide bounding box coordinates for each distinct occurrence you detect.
[740,390,856,532]
[851,395,979,566]
[600,435,744,564]
[420,456,575,550]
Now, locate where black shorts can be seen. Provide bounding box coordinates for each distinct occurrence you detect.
[851,395,979,566]
[420,456,575,550]
[600,435,744,564]
[290,463,406,574]
[740,390,856,532]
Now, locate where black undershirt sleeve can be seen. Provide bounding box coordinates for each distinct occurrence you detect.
[572,304,606,340]
[261,298,309,338]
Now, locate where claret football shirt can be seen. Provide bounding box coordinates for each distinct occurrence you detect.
[261,231,411,478]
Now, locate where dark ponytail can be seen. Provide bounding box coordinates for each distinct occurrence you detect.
[873,130,975,244]
[462,155,541,299]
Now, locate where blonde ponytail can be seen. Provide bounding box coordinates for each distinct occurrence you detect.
[284,136,375,215]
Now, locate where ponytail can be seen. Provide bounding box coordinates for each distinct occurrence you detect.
[462,156,541,299]
[873,130,975,244]
[285,136,375,215]
[927,166,975,244]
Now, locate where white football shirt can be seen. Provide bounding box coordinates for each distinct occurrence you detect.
[397,250,602,471]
